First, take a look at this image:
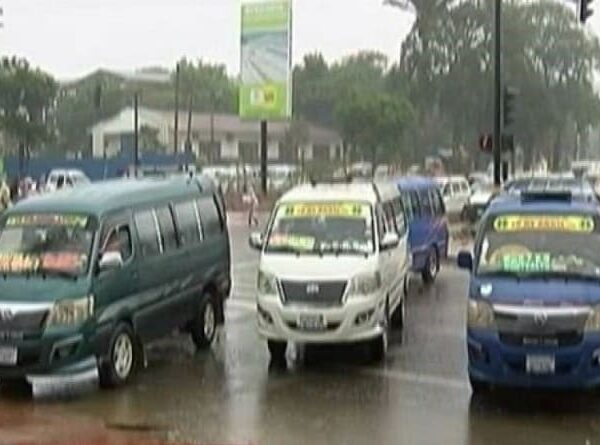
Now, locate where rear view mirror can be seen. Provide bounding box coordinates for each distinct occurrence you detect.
[249,232,264,251]
[99,251,123,271]
[457,251,473,271]
[381,232,400,249]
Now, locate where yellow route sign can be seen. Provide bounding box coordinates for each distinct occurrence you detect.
[494,215,594,233]
[282,202,369,218]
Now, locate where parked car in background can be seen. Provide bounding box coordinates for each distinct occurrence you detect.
[397,176,449,283]
[45,169,90,192]
[434,175,471,216]
[462,181,497,224]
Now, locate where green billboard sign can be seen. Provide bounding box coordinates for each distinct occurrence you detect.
[239,0,292,120]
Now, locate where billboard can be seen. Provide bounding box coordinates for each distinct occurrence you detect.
[239,0,292,120]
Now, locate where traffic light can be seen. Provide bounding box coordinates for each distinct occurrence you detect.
[580,0,593,23]
[503,86,518,128]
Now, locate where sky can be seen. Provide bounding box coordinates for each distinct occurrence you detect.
[0,0,415,80]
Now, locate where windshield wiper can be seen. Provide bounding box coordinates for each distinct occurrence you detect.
[318,247,369,258]
[265,245,311,256]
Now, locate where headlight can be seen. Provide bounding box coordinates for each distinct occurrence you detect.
[46,295,94,328]
[257,270,278,295]
[585,306,600,332]
[467,299,494,328]
[347,272,382,298]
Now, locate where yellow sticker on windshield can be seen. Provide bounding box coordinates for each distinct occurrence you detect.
[494,215,594,233]
[6,214,88,228]
[282,202,369,218]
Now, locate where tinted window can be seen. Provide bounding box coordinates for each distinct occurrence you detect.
[134,210,161,256]
[174,200,202,245]
[155,206,178,252]
[430,189,441,215]
[392,197,406,235]
[410,191,421,218]
[451,182,461,194]
[197,197,222,238]
[383,202,397,234]
[419,190,432,216]
[401,192,413,221]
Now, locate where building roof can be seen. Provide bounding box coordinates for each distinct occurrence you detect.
[60,68,171,87]
[9,176,215,218]
[90,107,341,144]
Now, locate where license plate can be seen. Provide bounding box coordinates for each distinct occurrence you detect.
[526,355,555,374]
[297,313,326,331]
[0,347,17,366]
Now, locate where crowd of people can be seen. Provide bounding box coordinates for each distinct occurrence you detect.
[0,176,46,213]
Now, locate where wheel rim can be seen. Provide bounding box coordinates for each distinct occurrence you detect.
[203,301,216,339]
[113,333,133,380]
[429,250,438,277]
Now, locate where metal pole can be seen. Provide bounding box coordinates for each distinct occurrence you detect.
[493,0,502,186]
[134,92,139,177]
[260,120,268,194]
[186,94,193,152]
[174,63,180,154]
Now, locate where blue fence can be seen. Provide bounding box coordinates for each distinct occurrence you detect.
[3,150,196,181]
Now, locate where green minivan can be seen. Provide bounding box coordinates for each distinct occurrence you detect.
[0,175,231,387]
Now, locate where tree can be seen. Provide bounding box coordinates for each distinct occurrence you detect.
[0,57,57,157]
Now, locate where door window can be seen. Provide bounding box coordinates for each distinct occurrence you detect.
[410,191,422,218]
[174,200,202,245]
[134,210,161,257]
[197,198,222,238]
[419,190,432,217]
[392,197,407,235]
[401,192,413,221]
[155,206,178,252]
[103,225,133,261]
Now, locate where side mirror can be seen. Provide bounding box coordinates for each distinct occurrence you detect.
[457,251,473,271]
[99,251,123,271]
[249,232,264,251]
[381,232,400,250]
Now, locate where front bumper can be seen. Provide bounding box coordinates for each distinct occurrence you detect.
[256,292,386,344]
[0,324,111,381]
[468,328,600,389]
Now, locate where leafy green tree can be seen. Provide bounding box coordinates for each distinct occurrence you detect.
[0,57,57,156]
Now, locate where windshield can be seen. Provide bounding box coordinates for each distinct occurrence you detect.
[477,213,600,279]
[0,213,97,277]
[265,201,374,255]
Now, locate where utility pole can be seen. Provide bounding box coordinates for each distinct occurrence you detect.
[133,92,139,177]
[186,94,193,153]
[493,0,502,186]
[174,63,180,154]
[260,120,268,194]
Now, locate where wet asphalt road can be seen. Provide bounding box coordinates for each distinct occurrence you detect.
[2,220,600,444]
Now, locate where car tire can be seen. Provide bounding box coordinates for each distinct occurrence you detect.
[99,322,138,388]
[191,294,218,350]
[368,331,388,363]
[422,248,439,284]
[391,296,405,331]
[267,340,287,363]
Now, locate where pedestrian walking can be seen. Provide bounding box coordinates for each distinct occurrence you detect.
[247,184,259,227]
[0,178,11,213]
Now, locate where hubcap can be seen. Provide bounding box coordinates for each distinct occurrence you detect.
[429,251,437,277]
[113,333,133,380]
[203,302,215,339]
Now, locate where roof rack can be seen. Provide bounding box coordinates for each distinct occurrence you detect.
[520,190,572,203]
[309,174,354,187]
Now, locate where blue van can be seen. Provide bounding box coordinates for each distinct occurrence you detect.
[397,177,449,283]
[458,191,600,391]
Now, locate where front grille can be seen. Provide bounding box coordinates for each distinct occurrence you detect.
[0,310,48,334]
[286,321,341,331]
[499,331,583,347]
[280,281,347,306]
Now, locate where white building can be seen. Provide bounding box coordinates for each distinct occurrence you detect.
[89,107,344,164]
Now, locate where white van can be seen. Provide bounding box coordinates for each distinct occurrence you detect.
[45,169,90,192]
[434,175,471,216]
[249,181,410,362]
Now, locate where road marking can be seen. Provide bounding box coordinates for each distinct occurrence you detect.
[356,367,469,391]
[226,299,256,311]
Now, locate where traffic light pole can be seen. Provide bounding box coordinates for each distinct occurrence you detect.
[493,0,502,187]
